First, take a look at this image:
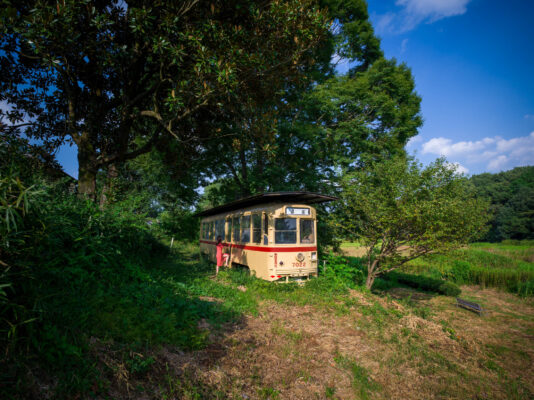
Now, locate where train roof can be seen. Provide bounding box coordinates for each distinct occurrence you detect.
[196,191,338,217]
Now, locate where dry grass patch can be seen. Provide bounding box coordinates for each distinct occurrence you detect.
[90,285,533,400]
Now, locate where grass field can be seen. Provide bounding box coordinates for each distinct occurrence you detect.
[11,239,533,399]
[69,241,534,400]
[341,240,534,297]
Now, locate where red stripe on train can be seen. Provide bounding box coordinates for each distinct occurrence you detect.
[199,240,317,252]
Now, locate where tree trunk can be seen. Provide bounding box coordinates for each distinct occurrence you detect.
[99,163,118,208]
[366,259,379,290]
[77,133,98,200]
[365,273,376,290]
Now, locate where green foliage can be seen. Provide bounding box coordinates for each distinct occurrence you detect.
[471,166,534,241]
[319,253,365,287]
[383,271,462,297]
[1,0,329,198]
[337,155,490,289]
[334,353,380,399]
[158,209,199,242]
[200,2,421,202]
[402,242,534,296]
[0,172,238,397]
[450,260,472,284]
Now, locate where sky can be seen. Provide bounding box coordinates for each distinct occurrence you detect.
[37,0,534,177]
[364,0,534,175]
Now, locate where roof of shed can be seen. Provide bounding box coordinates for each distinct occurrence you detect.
[196,191,338,217]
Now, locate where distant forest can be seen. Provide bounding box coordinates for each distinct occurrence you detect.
[471,166,534,241]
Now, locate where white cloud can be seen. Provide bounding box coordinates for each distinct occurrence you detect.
[397,0,470,21]
[446,161,469,175]
[421,137,487,157]
[524,114,534,120]
[374,0,472,34]
[419,132,534,173]
[487,155,508,171]
[406,134,423,149]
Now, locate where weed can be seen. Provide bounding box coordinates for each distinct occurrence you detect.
[334,353,380,399]
[325,386,336,398]
[257,386,280,400]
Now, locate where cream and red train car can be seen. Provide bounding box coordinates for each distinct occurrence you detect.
[198,192,337,282]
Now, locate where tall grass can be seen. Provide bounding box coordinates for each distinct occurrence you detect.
[0,177,238,398]
[401,242,534,296]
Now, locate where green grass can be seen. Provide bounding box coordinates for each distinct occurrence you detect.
[7,231,534,398]
[398,241,534,296]
[334,353,380,400]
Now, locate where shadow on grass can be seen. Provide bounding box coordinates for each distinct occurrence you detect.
[3,244,249,399]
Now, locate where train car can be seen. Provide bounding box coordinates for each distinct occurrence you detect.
[197,192,337,281]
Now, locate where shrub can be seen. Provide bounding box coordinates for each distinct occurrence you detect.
[384,271,461,296]
[320,253,365,287]
[0,178,219,397]
[438,281,462,297]
[306,276,350,295]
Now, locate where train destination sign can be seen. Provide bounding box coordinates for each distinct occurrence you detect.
[286,207,310,216]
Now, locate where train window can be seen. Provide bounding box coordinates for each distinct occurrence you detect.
[209,221,214,240]
[227,219,232,241]
[241,215,251,243]
[275,218,297,244]
[300,219,315,244]
[233,217,240,242]
[263,213,269,245]
[217,219,225,240]
[252,214,261,244]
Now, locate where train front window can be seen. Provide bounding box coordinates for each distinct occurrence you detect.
[275,218,297,244]
[300,219,315,244]
[241,215,251,243]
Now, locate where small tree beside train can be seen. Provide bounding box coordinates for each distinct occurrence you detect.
[336,156,490,289]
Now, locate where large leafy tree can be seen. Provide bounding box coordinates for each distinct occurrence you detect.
[0,0,328,200]
[337,156,490,289]
[201,0,422,203]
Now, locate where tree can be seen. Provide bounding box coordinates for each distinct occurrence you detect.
[337,156,490,289]
[202,1,422,203]
[470,166,534,241]
[0,0,328,200]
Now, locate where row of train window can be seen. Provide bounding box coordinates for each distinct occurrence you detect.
[201,215,315,244]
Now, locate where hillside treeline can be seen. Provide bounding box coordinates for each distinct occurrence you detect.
[471,166,534,241]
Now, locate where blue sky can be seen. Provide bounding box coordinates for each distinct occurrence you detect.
[52,0,534,177]
[365,0,534,175]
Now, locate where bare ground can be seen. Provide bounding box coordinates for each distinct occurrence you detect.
[94,284,534,400]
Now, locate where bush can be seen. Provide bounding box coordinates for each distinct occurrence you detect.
[319,253,365,287]
[306,276,350,295]
[438,281,462,297]
[0,178,219,397]
[384,271,461,296]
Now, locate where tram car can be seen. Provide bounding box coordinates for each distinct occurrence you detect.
[198,192,337,281]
